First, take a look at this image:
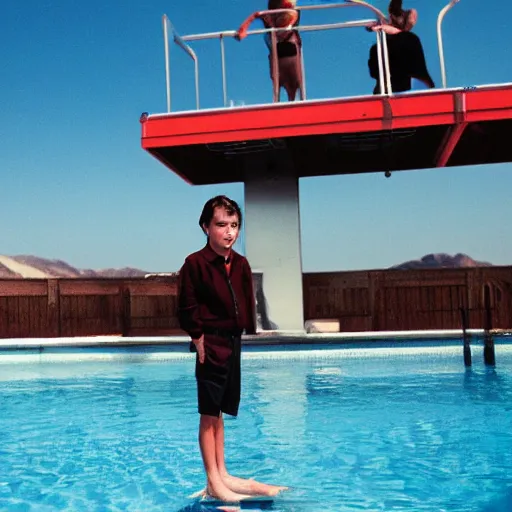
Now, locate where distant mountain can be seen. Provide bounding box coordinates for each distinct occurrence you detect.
[0,252,495,279]
[0,261,19,278]
[0,255,148,279]
[391,253,493,270]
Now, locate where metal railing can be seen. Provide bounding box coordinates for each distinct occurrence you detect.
[162,0,462,113]
[437,0,461,88]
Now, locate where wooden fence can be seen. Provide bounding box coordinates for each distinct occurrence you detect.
[1,267,511,338]
[0,278,180,339]
[303,267,512,332]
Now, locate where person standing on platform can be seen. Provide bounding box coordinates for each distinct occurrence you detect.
[236,0,304,102]
[368,0,435,94]
[178,195,287,503]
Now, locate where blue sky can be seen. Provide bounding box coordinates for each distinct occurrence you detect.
[1,0,511,272]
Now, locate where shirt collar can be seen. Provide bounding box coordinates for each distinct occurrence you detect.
[200,243,237,264]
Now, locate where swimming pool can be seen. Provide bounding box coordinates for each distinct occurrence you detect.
[1,338,511,511]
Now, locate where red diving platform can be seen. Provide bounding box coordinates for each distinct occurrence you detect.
[141,84,512,185]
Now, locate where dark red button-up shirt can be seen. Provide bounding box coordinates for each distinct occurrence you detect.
[177,243,257,340]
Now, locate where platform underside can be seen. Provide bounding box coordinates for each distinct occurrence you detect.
[141,85,512,185]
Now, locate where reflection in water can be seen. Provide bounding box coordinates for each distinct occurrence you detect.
[463,366,512,405]
[245,364,307,449]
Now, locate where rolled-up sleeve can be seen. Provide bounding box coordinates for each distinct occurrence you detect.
[177,258,203,339]
[242,259,257,335]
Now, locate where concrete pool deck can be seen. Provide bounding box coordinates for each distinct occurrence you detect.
[1,329,511,367]
[1,328,511,350]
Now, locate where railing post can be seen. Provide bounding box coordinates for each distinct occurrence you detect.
[381,31,392,94]
[299,43,307,100]
[163,15,171,112]
[376,31,385,95]
[120,286,131,337]
[194,57,200,110]
[220,34,228,107]
[483,284,496,366]
[437,0,462,89]
[170,24,201,109]
[47,279,61,338]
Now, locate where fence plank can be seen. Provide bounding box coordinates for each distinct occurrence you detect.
[1,268,512,339]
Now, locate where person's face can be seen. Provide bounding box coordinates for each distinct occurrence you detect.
[204,207,240,255]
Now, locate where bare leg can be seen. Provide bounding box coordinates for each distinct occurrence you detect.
[286,85,297,102]
[215,415,288,497]
[279,54,301,102]
[199,414,251,502]
[270,57,280,103]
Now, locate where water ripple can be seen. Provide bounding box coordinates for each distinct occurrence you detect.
[0,350,511,511]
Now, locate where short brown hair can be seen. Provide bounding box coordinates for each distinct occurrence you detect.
[389,0,403,16]
[199,195,242,233]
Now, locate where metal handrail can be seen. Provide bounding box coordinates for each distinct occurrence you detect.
[162,16,171,112]
[163,15,200,111]
[162,2,394,112]
[161,1,468,112]
[380,30,392,94]
[437,0,462,88]
[337,0,386,22]
[375,27,385,95]
[234,20,375,37]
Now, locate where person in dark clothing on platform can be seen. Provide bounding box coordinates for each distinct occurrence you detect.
[368,0,435,94]
[178,195,287,503]
[236,0,303,101]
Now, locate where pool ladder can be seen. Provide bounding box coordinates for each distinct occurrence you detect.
[459,285,496,367]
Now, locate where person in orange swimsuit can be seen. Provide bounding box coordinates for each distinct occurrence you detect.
[236,1,303,101]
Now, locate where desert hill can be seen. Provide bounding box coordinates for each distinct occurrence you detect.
[0,255,148,279]
[392,253,492,270]
[0,252,494,279]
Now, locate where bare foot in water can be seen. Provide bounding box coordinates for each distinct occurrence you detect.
[206,483,252,503]
[222,474,288,496]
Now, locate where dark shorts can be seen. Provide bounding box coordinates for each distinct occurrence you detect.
[195,333,241,417]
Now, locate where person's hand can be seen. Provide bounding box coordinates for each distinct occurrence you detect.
[235,28,247,41]
[193,334,205,363]
[372,24,401,35]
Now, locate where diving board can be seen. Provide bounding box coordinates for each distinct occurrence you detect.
[141,84,512,185]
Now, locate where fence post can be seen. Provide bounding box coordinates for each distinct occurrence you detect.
[119,285,131,337]
[369,272,378,331]
[47,279,61,337]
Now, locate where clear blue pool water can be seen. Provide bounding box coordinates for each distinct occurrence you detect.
[1,341,512,511]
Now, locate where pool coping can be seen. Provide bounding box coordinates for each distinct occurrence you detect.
[1,328,510,351]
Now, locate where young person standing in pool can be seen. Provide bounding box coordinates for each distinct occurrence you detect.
[178,195,287,503]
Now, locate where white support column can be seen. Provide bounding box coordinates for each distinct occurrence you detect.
[244,163,304,332]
